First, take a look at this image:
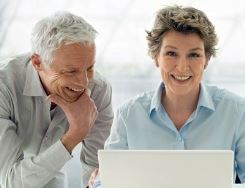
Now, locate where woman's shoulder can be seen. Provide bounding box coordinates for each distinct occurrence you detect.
[118,90,155,112]
[206,84,245,109]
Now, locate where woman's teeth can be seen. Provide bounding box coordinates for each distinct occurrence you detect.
[173,75,191,81]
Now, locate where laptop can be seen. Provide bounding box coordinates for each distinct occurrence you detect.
[98,150,234,188]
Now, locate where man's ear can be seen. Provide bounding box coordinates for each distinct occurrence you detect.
[31,54,43,71]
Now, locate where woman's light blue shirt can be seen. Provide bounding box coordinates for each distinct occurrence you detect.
[94,82,245,187]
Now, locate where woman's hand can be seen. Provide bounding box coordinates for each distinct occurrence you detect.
[88,168,99,188]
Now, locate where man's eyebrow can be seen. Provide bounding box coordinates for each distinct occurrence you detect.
[64,65,76,68]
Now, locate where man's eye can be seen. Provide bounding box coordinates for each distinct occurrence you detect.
[66,70,76,74]
[166,51,177,57]
[87,67,94,72]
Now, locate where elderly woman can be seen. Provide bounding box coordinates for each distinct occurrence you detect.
[91,5,245,187]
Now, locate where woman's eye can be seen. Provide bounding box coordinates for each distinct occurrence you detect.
[166,51,177,57]
[189,53,200,58]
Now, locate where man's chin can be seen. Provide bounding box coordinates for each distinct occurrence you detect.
[62,94,80,103]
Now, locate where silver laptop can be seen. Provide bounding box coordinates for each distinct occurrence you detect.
[98,150,234,188]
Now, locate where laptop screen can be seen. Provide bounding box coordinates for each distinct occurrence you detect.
[98,150,234,188]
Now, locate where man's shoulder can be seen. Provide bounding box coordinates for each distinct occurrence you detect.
[88,72,112,107]
[89,72,111,91]
[0,53,31,75]
[0,53,31,93]
[0,53,31,66]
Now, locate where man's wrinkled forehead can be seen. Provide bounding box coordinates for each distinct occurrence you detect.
[50,43,96,69]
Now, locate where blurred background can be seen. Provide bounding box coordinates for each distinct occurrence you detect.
[1,0,245,187]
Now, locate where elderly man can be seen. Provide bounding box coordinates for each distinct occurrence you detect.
[0,11,113,188]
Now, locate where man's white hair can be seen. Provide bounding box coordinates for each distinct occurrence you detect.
[31,11,97,66]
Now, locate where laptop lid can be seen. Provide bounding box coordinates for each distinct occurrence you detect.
[98,150,234,188]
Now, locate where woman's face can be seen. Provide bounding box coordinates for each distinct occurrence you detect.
[156,30,208,98]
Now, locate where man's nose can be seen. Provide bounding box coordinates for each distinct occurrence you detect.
[77,71,89,87]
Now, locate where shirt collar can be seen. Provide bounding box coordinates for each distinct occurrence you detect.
[149,82,215,115]
[197,82,215,111]
[23,61,47,97]
[149,82,164,115]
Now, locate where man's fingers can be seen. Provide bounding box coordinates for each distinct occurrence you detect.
[86,88,91,96]
[47,94,66,107]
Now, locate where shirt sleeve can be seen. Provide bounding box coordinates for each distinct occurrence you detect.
[80,76,114,187]
[90,104,129,188]
[0,86,72,188]
[235,110,245,183]
[104,106,128,150]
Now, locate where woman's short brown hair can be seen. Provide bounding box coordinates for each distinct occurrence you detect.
[146,5,218,60]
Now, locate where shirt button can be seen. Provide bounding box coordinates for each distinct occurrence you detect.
[177,136,182,142]
[45,135,50,140]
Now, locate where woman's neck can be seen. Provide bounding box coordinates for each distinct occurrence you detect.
[161,86,200,130]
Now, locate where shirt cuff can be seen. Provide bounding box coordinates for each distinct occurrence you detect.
[40,140,72,171]
[92,175,101,188]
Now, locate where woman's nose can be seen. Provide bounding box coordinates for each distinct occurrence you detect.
[176,57,189,72]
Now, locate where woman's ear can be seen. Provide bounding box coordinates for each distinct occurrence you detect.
[31,54,43,71]
[204,62,208,69]
[204,56,210,69]
[154,55,159,67]
[204,55,211,69]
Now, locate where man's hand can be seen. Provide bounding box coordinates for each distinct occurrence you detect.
[48,91,98,152]
[88,168,99,188]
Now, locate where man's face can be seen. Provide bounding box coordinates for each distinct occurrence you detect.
[33,43,95,102]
